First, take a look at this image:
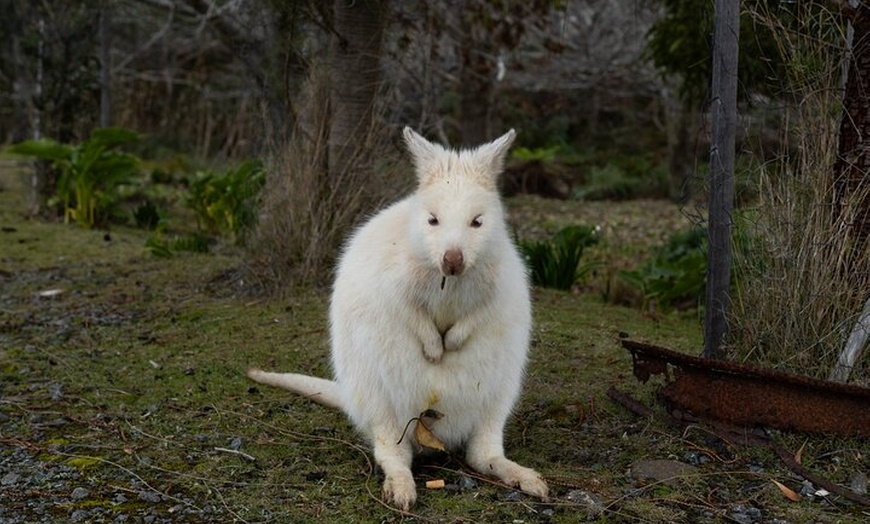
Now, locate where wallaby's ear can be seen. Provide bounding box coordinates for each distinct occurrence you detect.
[403,127,439,167]
[473,129,516,175]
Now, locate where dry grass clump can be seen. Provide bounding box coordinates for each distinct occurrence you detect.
[728,3,869,383]
[246,68,407,289]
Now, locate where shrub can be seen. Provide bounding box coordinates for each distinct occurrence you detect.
[6,127,141,228]
[520,225,599,291]
[186,160,265,243]
[619,227,707,310]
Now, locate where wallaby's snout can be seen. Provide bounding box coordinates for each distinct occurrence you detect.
[442,248,465,276]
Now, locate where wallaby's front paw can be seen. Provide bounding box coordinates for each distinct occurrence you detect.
[443,325,466,352]
[383,471,417,511]
[421,338,444,363]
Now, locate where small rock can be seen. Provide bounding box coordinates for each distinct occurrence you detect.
[799,480,816,497]
[1,472,20,486]
[70,487,89,500]
[138,490,162,503]
[49,383,64,401]
[502,490,525,502]
[113,493,128,504]
[458,475,477,491]
[729,503,762,524]
[851,472,868,495]
[628,459,698,486]
[683,451,710,466]
[70,509,90,522]
[565,489,605,517]
[229,437,243,450]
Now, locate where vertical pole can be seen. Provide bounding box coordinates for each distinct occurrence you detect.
[705,0,740,359]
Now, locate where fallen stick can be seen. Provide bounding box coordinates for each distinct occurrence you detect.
[606,386,653,418]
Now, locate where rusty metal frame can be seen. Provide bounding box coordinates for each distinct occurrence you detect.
[621,339,870,438]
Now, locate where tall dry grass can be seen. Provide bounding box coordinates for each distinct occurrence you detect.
[246,67,408,289]
[728,3,869,383]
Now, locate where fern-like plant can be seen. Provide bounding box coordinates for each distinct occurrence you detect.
[6,128,141,228]
[520,225,599,290]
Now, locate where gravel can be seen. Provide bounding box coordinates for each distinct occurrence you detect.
[0,446,224,523]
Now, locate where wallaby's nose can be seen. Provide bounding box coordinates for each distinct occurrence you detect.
[442,249,464,276]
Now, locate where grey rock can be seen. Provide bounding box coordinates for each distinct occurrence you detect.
[799,480,816,497]
[458,475,477,491]
[138,490,162,503]
[566,489,605,517]
[1,472,20,486]
[70,487,89,500]
[851,472,867,495]
[628,459,699,486]
[730,503,762,524]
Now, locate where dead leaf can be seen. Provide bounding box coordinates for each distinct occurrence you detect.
[415,409,446,451]
[771,479,801,502]
[794,440,807,464]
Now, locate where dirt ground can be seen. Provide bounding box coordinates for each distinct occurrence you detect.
[1,160,868,523]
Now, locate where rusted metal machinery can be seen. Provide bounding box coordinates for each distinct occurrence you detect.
[621,339,870,438]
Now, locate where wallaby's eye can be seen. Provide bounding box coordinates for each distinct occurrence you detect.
[428,214,439,226]
[470,215,483,228]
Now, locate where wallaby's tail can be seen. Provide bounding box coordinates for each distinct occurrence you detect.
[246,369,342,409]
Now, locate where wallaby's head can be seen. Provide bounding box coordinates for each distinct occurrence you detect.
[403,127,516,281]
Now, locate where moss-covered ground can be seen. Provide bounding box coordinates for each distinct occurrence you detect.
[1,160,867,523]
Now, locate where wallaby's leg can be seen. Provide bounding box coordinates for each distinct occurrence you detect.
[465,420,548,500]
[371,422,416,510]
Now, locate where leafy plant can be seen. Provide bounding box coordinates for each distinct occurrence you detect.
[511,146,560,163]
[620,227,707,310]
[520,225,599,290]
[145,233,211,258]
[6,128,141,228]
[133,199,162,230]
[573,159,669,201]
[186,160,265,243]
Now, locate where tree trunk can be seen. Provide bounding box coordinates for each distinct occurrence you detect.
[704,0,739,359]
[833,4,870,246]
[458,11,494,147]
[30,17,46,217]
[328,0,385,182]
[99,6,111,128]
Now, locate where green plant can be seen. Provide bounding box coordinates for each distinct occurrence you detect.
[520,225,599,290]
[620,227,707,310]
[573,158,670,201]
[145,233,211,258]
[6,128,141,228]
[511,146,560,163]
[186,160,265,243]
[133,199,162,230]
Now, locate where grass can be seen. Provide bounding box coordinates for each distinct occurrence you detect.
[1,159,868,523]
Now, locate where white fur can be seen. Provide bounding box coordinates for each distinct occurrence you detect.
[248,128,548,510]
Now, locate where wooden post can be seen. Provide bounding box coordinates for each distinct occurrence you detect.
[704,0,740,359]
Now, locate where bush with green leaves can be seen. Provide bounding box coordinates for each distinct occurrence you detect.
[6,127,141,228]
[573,157,670,201]
[520,225,599,291]
[185,160,265,243]
[620,227,707,310]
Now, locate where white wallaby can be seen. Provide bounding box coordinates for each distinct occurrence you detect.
[247,127,548,510]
